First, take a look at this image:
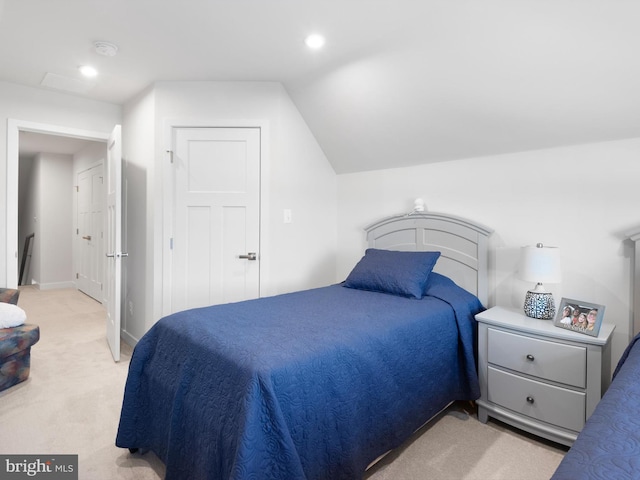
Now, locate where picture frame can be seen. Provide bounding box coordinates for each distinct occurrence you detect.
[554,298,605,337]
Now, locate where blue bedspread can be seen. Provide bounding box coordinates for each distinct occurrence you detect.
[116,274,483,480]
[552,332,640,479]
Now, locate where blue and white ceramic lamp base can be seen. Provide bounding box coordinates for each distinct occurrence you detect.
[524,291,556,320]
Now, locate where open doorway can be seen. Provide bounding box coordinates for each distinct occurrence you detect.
[18,131,107,302]
[7,120,110,297]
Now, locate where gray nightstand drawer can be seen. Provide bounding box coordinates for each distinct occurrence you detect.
[488,328,586,388]
[488,366,585,432]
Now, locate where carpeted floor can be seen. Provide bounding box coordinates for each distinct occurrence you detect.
[0,287,567,479]
[364,402,567,480]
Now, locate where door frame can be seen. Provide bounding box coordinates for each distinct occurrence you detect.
[161,119,271,317]
[6,119,110,289]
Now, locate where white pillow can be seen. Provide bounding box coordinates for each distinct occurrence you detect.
[0,302,27,328]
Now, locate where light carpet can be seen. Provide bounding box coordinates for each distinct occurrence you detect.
[0,287,567,479]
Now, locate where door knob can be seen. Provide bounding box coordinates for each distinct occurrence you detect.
[82,235,92,240]
[239,252,257,261]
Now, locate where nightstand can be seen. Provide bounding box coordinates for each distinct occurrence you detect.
[475,306,615,447]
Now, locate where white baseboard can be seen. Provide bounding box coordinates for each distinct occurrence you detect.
[34,281,76,290]
[121,329,139,348]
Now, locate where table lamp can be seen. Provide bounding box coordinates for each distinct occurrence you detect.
[519,243,562,319]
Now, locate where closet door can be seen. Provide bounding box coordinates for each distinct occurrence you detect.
[170,127,261,313]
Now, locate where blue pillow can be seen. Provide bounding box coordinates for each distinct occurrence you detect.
[343,249,441,299]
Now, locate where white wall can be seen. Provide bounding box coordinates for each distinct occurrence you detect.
[337,138,640,365]
[122,86,155,342]
[0,80,121,286]
[122,81,337,342]
[38,153,74,288]
[18,152,74,288]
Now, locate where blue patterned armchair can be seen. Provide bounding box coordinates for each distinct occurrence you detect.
[0,288,40,392]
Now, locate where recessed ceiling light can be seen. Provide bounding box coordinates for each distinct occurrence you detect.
[79,65,98,78]
[305,34,325,50]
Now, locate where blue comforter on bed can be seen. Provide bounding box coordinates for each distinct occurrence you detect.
[552,332,640,479]
[116,274,483,480]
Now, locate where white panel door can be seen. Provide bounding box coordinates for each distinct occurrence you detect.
[77,164,104,301]
[171,127,260,313]
[105,125,123,362]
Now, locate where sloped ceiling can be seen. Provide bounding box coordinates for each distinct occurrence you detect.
[1,0,639,173]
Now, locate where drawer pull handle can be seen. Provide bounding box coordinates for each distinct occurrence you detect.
[526,354,535,361]
[526,396,535,404]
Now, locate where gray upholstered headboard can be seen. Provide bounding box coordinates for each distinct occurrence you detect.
[365,212,493,306]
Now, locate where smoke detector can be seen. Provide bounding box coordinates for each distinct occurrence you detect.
[94,41,118,57]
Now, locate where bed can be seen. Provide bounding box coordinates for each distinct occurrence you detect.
[116,212,493,480]
[551,230,640,479]
[551,332,640,479]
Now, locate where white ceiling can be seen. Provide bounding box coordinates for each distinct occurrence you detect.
[2,0,639,173]
[18,131,99,160]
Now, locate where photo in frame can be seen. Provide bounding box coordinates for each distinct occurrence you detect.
[554,298,605,337]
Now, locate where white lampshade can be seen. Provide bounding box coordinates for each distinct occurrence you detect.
[519,243,562,284]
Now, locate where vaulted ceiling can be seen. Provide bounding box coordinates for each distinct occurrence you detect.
[2,0,639,173]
